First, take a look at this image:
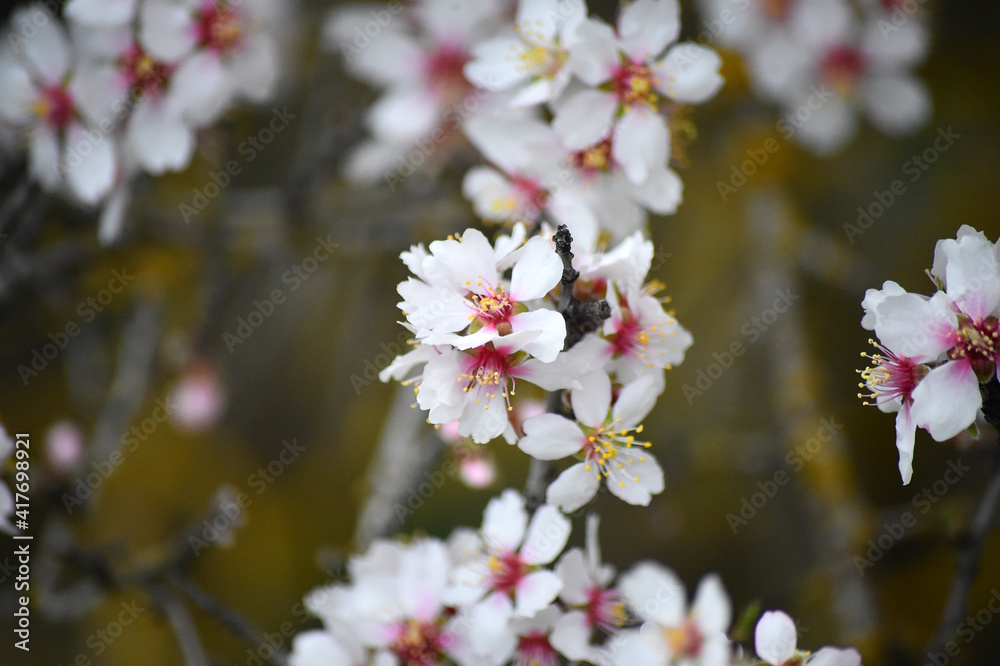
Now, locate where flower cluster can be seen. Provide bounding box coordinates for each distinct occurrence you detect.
[700,0,931,154]
[859,226,1000,484]
[326,0,724,245]
[380,223,692,510]
[289,489,861,666]
[0,0,287,241]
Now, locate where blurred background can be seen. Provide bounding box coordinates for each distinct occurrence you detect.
[1,0,999,664]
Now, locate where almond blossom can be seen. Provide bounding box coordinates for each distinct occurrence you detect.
[0,6,116,204]
[612,563,732,666]
[464,0,587,107]
[519,373,665,511]
[554,0,722,182]
[861,227,1000,483]
[446,490,571,659]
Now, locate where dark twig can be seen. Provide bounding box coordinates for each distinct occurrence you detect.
[979,375,1000,445]
[926,446,1000,656]
[553,225,611,350]
[148,583,212,666]
[167,569,290,666]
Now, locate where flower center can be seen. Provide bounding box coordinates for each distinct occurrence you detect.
[763,0,796,22]
[31,85,75,130]
[488,551,528,595]
[467,279,514,331]
[572,138,614,174]
[665,620,703,658]
[585,586,626,632]
[820,45,866,95]
[426,44,471,100]
[119,44,172,101]
[390,618,450,666]
[197,1,244,54]
[858,340,925,407]
[582,420,651,488]
[612,61,659,111]
[948,315,1000,381]
[517,630,559,666]
[459,343,520,409]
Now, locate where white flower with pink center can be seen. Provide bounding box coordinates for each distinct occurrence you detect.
[324,0,504,183]
[464,0,587,107]
[550,516,625,663]
[614,563,732,666]
[519,372,665,511]
[0,6,116,204]
[301,538,478,666]
[400,227,566,363]
[380,337,602,444]
[446,490,571,657]
[554,0,722,183]
[861,228,1000,482]
[510,606,564,666]
[140,0,282,125]
[755,610,861,666]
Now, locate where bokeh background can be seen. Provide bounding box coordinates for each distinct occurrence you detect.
[1,0,999,664]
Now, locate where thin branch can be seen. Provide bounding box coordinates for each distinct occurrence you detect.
[354,384,445,551]
[167,569,290,666]
[148,583,212,666]
[553,225,610,350]
[926,447,1000,655]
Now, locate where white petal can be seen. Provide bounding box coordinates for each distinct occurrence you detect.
[545,463,600,513]
[514,570,563,617]
[874,291,955,360]
[14,7,70,83]
[519,414,586,460]
[229,34,279,102]
[0,61,34,124]
[553,90,617,150]
[511,235,562,300]
[140,1,196,63]
[618,0,680,60]
[691,574,730,635]
[550,611,596,660]
[654,43,723,104]
[612,108,668,185]
[66,0,136,26]
[755,611,797,664]
[792,95,857,157]
[910,361,982,442]
[521,504,571,565]
[863,75,931,136]
[464,35,530,91]
[807,647,862,666]
[619,562,685,626]
[289,631,353,666]
[29,124,61,190]
[570,371,612,429]
[942,232,1000,320]
[566,19,617,86]
[630,166,682,214]
[469,593,516,654]
[482,489,528,553]
[554,549,590,605]
[65,123,116,204]
[510,309,567,363]
[127,98,195,174]
[169,52,233,125]
[895,404,916,485]
[606,456,664,506]
[612,374,660,428]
